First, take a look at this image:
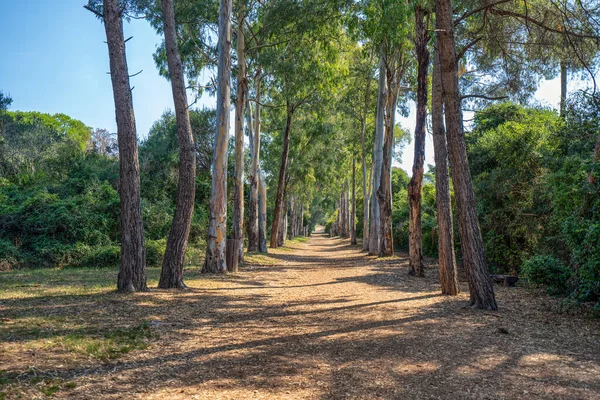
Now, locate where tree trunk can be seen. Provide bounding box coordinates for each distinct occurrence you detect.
[361,78,372,251]
[270,108,293,248]
[351,155,357,245]
[436,0,497,309]
[278,200,287,247]
[340,190,347,238]
[369,52,386,255]
[289,196,295,240]
[258,171,268,253]
[246,100,258,251]
[232,9,246,267]
[560,59,567,117]
[432,37,459,295]
[159,0,197,289]
[103,0,147,293]
[299,204,304,236]
[378,52,403,258]
[407,6,429,277]
[203,0,232,274]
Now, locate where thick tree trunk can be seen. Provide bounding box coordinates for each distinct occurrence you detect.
[436,0,497,309]
[159,0,197,288]
[232,10,246,268]
[351,156,357,245]
[407,6,429,277]
[270,108,293,248]
[560,59,567,117]
[258,171,268,253]
[432,39,460,295]
[369,53,386,255]
[103,0,147,293]
[203,0,232,274]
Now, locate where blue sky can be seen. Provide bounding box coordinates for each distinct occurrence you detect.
[0,0,177,138]
[0,0,564,174]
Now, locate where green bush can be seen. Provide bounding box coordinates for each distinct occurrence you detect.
[146,240,166,268]
[521,255,572,295]
[0,238,19,270]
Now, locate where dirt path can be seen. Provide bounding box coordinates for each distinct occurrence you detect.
[3,231,600,399]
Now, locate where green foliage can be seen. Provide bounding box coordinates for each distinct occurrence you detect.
[0,108,216,269]
[521,255,571,295]
[468,98,600,306]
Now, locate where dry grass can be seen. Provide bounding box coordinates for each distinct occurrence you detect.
[1,232,599,399]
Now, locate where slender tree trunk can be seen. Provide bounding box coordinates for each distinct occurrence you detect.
[270,107,293,248]
[351,155,357,245]
[159,0,196,288]
[361,79,371,251]
[299,204,304,236]
[247,73,262,251]
[341,190,347,238]
[436,0,497,309]
[203,0,232,273]
[289,196,295,240]
[103,0,147,293]
[408,6,429,277]
[432,39,459,295]
[378,53,403,258]
[278,200,287,246]
[232,10,246,268]
[258,171,268,252]
[560,59,567,117]
[369,53,386,255]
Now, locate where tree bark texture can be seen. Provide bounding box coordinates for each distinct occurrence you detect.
[232,10,246,267]
[369,53,386,255]
[436,0,497,309]
[270,108,293,248]
[408,6,429,277]
[159,0,197,288]
[203,0,232,274]
[258,171,268,252]
[361,76,372,251]
[432,39,460,295]
[377,52,403,258]
[560,59,567,117]
[103,0,147,293]
[246,99,259,251]
[351,155,357,245]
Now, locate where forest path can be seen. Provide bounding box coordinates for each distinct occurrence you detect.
[4,232,600,399]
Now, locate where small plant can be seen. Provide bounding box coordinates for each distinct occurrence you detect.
[521,255,571,295]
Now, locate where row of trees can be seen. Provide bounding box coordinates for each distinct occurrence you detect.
[78,0,599,310]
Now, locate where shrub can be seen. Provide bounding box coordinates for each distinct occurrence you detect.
[146,239,166,268]
[521,255,572,295]
[0,238,19,270]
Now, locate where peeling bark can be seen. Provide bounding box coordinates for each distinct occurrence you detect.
[232,9,247,267]
[408,6,429,277]
[204,0,232,274]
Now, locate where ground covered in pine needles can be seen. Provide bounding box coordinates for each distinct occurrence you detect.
[1,230,599,399]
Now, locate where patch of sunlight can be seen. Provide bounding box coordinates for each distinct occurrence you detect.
[456,354,511,375]
[519,353,573,366]
[394,361,441,375]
